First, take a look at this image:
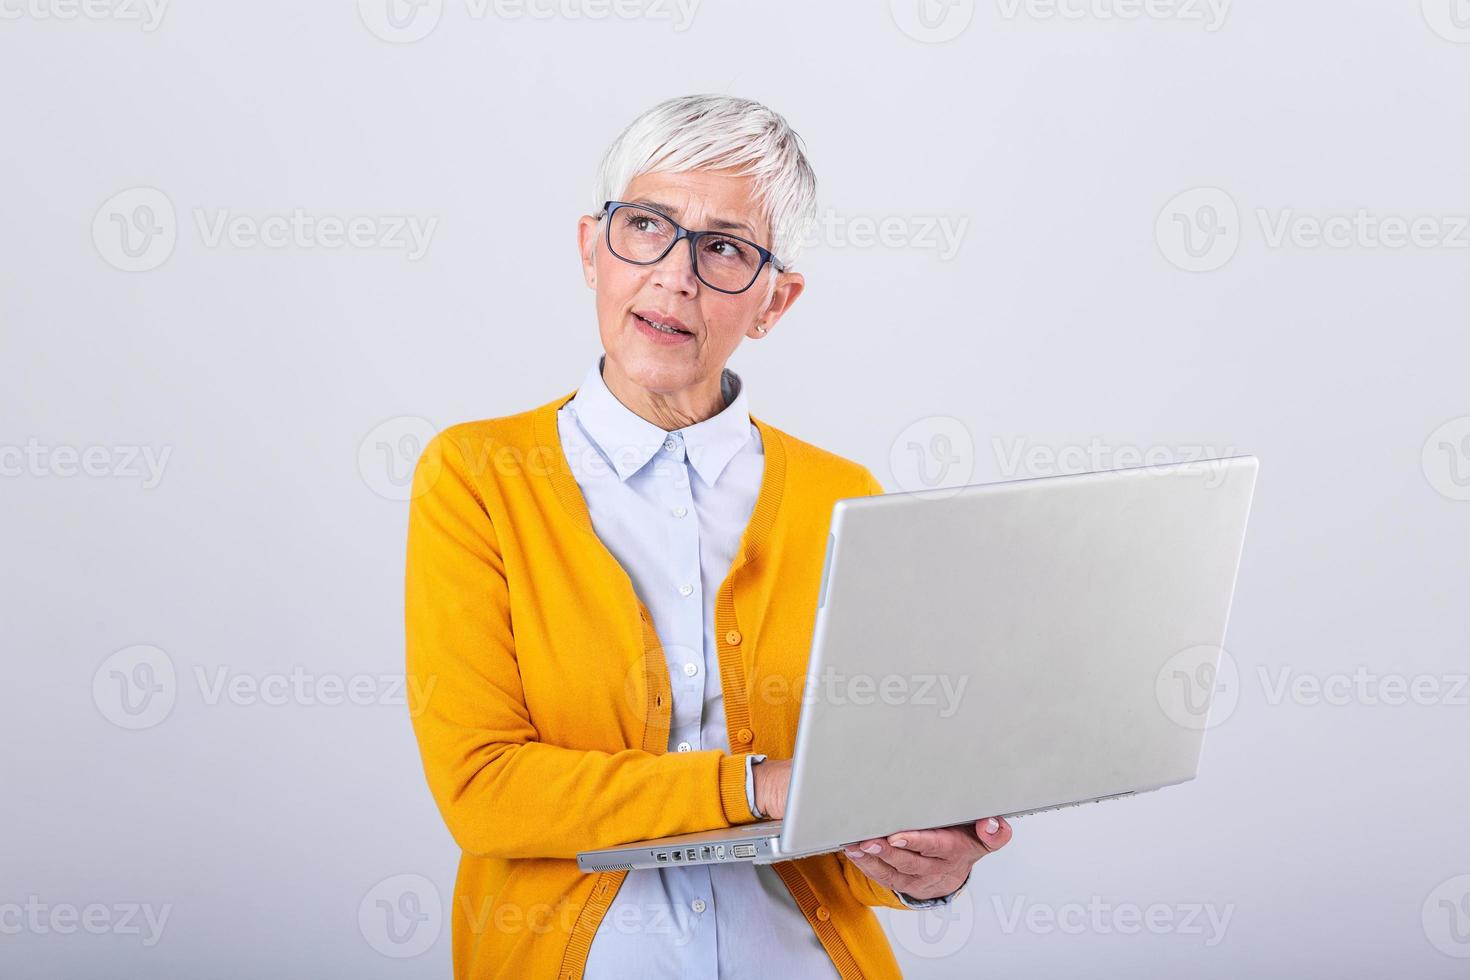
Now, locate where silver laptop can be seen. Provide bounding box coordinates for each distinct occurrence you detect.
[577,455,1258,873]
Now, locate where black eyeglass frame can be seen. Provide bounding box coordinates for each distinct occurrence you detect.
[596,200,786,295]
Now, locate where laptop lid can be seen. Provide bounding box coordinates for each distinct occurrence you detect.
[778,456,1257,854]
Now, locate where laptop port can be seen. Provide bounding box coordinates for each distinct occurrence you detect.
[701,846,712,860]
[655,852,669,863]
[671,851,682,861]
[732,844,756,858]
[715,845,726,860]
[685,849,698,861]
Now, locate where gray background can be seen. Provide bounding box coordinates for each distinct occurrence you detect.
[3,0,1468,976]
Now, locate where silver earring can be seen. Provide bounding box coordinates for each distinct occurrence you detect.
[756,324,768,335]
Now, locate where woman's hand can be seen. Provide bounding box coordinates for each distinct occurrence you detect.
[751,757,1013,901]
[843,818,1013,901]
[752,758,792,819]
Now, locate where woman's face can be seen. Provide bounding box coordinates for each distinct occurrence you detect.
[577,169,804,412]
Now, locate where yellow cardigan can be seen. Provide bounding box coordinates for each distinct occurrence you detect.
[405,387,910,980]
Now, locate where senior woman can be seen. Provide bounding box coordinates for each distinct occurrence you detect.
[405,94,1013,980]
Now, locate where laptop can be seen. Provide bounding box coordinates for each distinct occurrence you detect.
[577,455,1258,873]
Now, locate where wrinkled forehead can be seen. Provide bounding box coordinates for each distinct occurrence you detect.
[618,170,772,243]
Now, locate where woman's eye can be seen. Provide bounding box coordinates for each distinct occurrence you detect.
[625,214,665,234]
[706,238,747,260]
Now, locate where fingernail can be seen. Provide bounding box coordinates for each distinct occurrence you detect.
[984,818,1000,834]
[890,837,908,848]
[844,848,864,858]
[863,843,882,854]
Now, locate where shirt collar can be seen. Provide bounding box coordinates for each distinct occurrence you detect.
[566,353,752,486]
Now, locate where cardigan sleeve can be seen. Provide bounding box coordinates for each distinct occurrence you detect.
[858,465,885,497]
[404,429,760,861]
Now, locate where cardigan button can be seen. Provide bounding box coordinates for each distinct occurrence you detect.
[815,906,831,921]
[735,728,753,744]
[725,629,742,645]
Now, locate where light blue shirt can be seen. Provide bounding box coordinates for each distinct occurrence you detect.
[561,354,954,979]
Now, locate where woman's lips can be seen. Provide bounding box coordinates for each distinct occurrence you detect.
[633,312,694,345]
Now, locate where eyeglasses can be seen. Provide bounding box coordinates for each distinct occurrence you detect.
[596,200,785,295]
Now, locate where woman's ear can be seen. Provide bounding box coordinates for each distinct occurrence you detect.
[577,214,600,289]
[749,271,805,338]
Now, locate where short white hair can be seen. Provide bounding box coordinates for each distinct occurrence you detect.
[591,94,818,276]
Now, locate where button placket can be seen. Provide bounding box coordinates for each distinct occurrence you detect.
[663,438,704,756]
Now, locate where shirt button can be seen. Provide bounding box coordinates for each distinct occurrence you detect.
[677,741,692,752]
[683,662,698,677]
[673,505,687,518]
[679,584,694,597]
[664,439,677,451]
[815,906,831,921]
[691,899,707,914]
[725,630,742,645]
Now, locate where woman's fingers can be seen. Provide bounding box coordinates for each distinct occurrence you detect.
[974,816,1013,852]
[846,836,951,877]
